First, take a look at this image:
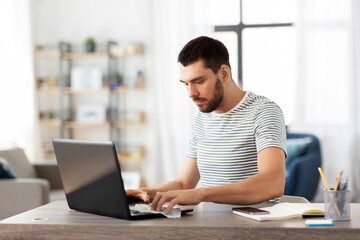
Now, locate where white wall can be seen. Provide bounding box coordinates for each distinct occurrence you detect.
[32,0,152,43]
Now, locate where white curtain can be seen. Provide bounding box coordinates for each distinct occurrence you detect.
[0,0,38,160]
[352,0,360,203]
[292,0,360,201]
[144,0,211,186]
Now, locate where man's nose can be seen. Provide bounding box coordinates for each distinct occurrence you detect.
[188,84,198,98]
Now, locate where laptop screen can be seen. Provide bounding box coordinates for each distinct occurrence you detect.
[53,138,131,219]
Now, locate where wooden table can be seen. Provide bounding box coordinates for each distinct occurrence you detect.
[1,201,359,240]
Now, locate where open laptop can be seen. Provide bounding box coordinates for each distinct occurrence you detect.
[52,138,192,220]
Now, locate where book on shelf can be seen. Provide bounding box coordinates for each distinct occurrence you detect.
[233,203,324,222]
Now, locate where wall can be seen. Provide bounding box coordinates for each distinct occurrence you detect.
[32,0,152,43]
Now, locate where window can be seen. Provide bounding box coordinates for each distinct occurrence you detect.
[211,0,297,124]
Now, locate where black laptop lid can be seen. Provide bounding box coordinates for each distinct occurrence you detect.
[53,138,131,219]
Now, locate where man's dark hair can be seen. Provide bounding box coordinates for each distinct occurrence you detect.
[177,36,231,74]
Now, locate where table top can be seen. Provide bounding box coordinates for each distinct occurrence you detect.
[1,201,360,240]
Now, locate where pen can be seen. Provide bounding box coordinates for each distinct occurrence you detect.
[342,176,348,190]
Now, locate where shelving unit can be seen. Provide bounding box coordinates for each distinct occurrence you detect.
[35,41,145,162]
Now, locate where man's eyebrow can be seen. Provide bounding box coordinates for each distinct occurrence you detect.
[179,76,205,84]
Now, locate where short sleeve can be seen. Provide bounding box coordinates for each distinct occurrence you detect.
[186,125,197,159]
[253,102,287,155]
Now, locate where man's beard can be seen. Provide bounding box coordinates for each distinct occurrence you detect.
[193,77,224,113]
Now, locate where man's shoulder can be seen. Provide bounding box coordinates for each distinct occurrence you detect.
[244,92,281,111]
[245,91,272,104]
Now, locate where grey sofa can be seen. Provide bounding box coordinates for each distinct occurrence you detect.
[0,148,64,220]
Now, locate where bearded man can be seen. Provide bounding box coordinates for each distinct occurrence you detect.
[127,36,287,215]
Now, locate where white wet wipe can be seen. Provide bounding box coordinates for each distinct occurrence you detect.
[130,204,181,218]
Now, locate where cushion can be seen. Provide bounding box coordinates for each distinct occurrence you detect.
[0,148,37,178]
[0,157,17,179]
[285,137,312,170]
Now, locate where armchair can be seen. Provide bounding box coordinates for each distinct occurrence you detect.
[0,148,64,220]
[284,132,322,201]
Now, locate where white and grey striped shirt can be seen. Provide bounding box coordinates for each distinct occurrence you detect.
[186,91,286,187]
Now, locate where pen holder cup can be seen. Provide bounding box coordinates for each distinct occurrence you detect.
[324,189,350,221]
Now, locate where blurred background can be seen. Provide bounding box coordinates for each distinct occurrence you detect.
[0,0,359,203]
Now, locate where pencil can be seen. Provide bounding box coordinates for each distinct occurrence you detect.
[334,170,343,191]
[319,168,341,216]
[318,168,330,190]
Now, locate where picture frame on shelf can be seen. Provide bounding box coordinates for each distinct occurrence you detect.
[71,67,102,90]
[76,103,106,124]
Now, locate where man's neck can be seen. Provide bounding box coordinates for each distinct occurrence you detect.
[214,81,246,114]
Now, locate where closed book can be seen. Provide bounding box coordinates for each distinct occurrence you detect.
[233,203,324,221]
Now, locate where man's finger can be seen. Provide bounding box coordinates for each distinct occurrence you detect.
[165,200,176,215]
[142,194,150,203]
[156,193,169,212]
[125,189,138,196]
[151,192,161,210]
[137,192,149,202]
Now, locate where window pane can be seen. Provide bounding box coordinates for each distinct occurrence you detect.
[243,27,296,124]
[208,0,240,25]
[243,0,296,24]
[210,31,238,85]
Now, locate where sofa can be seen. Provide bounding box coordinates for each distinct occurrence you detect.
[284,132,322,201]
[0,148,64,220]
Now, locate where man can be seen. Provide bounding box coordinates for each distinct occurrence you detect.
[127,36,287,215]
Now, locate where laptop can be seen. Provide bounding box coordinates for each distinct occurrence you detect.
[52,138,192,220]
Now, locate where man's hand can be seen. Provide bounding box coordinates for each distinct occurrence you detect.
[151,188,203,215]
[126,189,151,203]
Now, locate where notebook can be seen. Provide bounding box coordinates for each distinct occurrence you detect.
[52,138,192,220]
[233,203,324,221]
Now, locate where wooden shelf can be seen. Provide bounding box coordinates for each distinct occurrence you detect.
[113,121,143,128]
[111,86,143,93]
[63,52,108,59]
[113,112,145,128]
[64,121,110,128]
[35,42,145,163]
[40,119,61,128]
[40,117,144,129]
[35,51,60,59]
[109,43,143,58]
[37,87,142,94]
[35,43,143,60]
[117,146,144,161]
[64,87,109,94]
[39,142,144,162]
[36,51,143,60]
[37,86,60,93]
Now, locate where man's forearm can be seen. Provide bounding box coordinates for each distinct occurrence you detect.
[146,157,200,200]
[198,147,286,205]
[149,148,285,214]
[144,180,189,200]
[200,172,284,205]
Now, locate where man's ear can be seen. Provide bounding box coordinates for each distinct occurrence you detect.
[219,65,231,83]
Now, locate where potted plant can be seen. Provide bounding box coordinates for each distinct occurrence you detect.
[116,72,123,86]
[110,72,123,90]
[85,37,96,52]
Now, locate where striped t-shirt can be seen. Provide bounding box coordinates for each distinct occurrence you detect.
[186,91,286,187]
